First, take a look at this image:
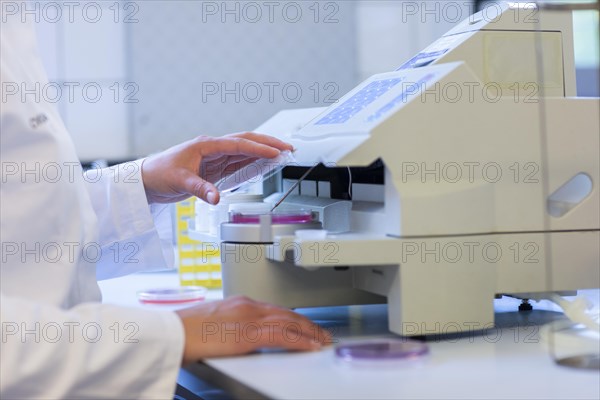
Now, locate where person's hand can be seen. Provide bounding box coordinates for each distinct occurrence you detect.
[175,296,331,364]
[141,132,293,205]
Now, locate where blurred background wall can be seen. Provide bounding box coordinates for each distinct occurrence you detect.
[32,0,599,163]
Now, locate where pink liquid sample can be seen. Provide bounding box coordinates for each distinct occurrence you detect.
[230,213,314,224]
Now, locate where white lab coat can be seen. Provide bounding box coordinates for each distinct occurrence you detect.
[1,18,184,399]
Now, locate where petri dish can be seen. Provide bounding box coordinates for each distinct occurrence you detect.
[137,287,207,305]
[335,339,429,363]
[216,150,295,193]
[229,209,314,224]
[228,202,272,215]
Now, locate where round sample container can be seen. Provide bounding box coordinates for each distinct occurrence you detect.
[221,206,321,243]
[207,193,263,236]
[335,339,429,364]
[228,203,315,224]
[137,287,207,305]
[229,210,314,224]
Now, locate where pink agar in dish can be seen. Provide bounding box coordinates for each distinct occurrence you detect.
[230,213,314,224]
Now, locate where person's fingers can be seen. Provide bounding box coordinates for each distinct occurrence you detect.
[241,297,332,344]
[249,327,322,352]
[176,298,332,363]
[226,297,321,333]
[195,137,283,159]
[220,154,255,165]
[251,299,315,324]
[180,170,220,204]
[223,297,318,335]
[260,313,332,345]
[218,157,260,178]
[229,132,294,152]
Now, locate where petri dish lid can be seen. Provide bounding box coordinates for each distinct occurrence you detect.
[228,202,271,214]
[335,339,429,362]
[210,193,263,207]
[216,150,295,193]
[137,287,207,305]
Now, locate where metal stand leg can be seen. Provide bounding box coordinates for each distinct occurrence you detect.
[518,299,533,312]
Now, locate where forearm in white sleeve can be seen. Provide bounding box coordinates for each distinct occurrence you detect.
[83,160,175,279]
[0,293,184,399]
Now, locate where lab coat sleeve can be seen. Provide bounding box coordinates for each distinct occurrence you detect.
[0,292,185,399]
[83,160,176,280]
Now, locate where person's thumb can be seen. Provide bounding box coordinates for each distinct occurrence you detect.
[182,171,220,205]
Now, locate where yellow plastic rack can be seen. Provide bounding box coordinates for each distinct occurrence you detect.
[175,198,222,288]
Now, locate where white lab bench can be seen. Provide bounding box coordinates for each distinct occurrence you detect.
[99,272,600,400]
